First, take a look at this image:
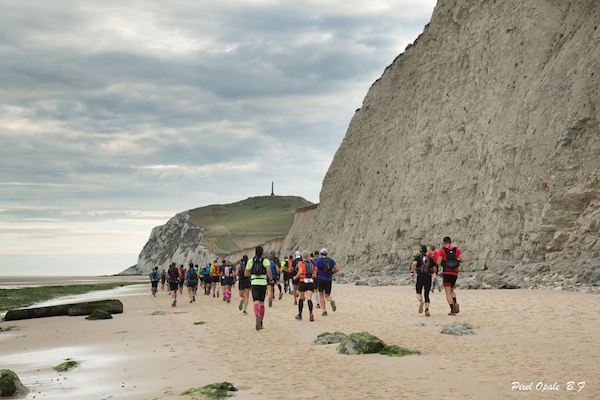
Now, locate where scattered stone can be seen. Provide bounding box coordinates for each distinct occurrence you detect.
[193,321,205,325]
[4,299,123,321]
[337,331,385,355]
[53,359,79,372]
[0,369,28,397]
[379,344,420,357]
[0,326,18,333]
[441,322,475,336]
[86,310,113,320]
[313,331,348,345]
[151,310,168,316]
[181,382,237,399]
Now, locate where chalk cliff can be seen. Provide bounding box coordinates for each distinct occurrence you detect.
[284,0,600,291]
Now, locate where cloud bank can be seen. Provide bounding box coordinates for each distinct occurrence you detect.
[0,0,436,275]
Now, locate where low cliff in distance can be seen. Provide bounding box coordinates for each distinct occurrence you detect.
[127,196,312,274]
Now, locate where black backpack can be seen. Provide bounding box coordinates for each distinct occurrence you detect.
[251,257,266,275]
[417,255,434,275]
[322,258,334,274]
[442,247,459,269]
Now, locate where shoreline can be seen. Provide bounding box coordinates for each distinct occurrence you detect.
[0,284,598,399]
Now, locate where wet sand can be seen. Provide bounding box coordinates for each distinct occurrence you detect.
[0,282,598,399]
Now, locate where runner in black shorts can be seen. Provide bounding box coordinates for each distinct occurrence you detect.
[315,248,338,316]
[410,246,435,316]
[291,251,301,305]
[245,246,273,330]
[294,251,316,322]
[435,237,464,316]
[167,262,179,307]
[237,255,251,314]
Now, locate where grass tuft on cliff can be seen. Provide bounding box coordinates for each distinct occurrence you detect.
[188,196,312,255]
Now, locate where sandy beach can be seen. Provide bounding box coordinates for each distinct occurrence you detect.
[1,282,598,399]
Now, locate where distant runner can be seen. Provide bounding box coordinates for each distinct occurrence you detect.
[294,251,316,321]
[178,264,185,295]
[149,267,160,297]
[186,263,199,303]
[436,236,464,316]
[245,246,273,330]
[203,264,211,295]
[267,253,282,307]
[167,262,179,307]
[220,259,228,302]
[291,251,302,305]
[428,245,441,293]
[410,245,436,316]
[222,259,234,303]
[210,259,220,298]
[237,255,251,314]
[315,248,339,316]
[160,268,166,291]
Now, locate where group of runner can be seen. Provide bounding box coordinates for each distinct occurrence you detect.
[149,235,464,328]
[150,246,341,331]
[410,236,464,316]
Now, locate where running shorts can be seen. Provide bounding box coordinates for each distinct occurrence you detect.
[151,281,159,288]
[251,285,267,302]
[211,276,219,283]
[298,282,313,292]
[416,274,432,293]
[317,279,332,294]
[187,281,198,288]
[239,277,251,290]
[292,278,299,286]
[223,277,234,286]
[443,274,457,287]
[168,281,178,291]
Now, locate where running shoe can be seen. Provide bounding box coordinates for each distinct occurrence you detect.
[295,314,302,320]
[243,310,248,315]
[425,310,430,317]
[454,303,460,314]
[239,300,243,311]
[330,300,337,312]
[321,311,328,316]
[226,298,230,303]
[172,300,176,307]
[268,298,273,307]
[278,292,283,300]
[309,314,314,322]
[189,299,193,303]
[418,301,424,314]
[316,304,321,309]
[212,294,215,298]
[255,317,261,331]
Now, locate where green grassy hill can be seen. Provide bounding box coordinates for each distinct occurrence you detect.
[188,196,313,255]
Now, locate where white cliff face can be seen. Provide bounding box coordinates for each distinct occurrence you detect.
[285,0,600,290]
[135,212,212,274]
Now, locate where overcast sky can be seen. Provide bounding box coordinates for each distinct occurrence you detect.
[0,0,436,276]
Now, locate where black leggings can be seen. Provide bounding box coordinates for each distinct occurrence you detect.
[416,274,432,304]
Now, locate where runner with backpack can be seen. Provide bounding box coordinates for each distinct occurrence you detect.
[436,236,464,316]
[236,255,251,314]
[222,259,235,303]
[315,248,339,316]
[203,264,211,295]
[185,262,199,303]
[410,245,436,316]
[210,259,220,298]
[294,251,317,321]
[267,253,282,307]
[149,267,160,297]
[167,262,179,307]
[245,246,273,330]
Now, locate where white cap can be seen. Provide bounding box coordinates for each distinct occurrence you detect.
[320,248,328,255]
[294,251,301,259]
